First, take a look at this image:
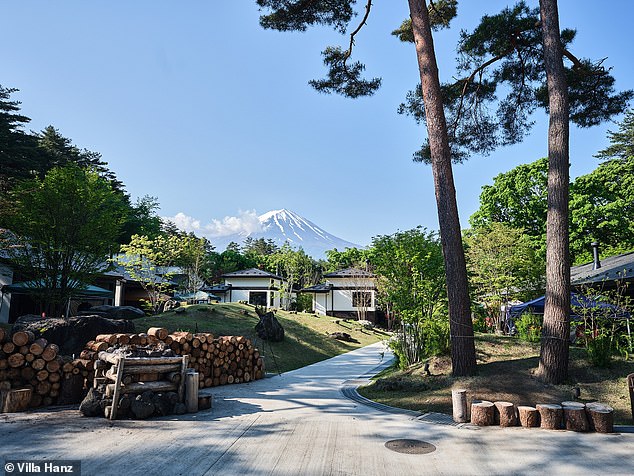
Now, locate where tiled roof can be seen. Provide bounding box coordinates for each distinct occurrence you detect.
[300,283,333,293]
[323,268,375,278]
[221,268,284,280]
[571,251,634,285]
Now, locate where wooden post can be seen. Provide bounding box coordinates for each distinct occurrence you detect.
[470,400,495,426]
[178,355,189,403]
[627,374,634,422]
[494,401,518,427]
[586,402,614,433]
[536,404,563,430]
[518,406,540,427]
[452,389,468,423]
[109,356,125,420]
[185,370,199,413]
[561,401,589,432]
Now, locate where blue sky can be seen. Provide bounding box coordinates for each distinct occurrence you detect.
[2,1,632,247]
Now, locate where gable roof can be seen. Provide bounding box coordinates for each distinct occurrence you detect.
[221,268,284,280]
[571,251,634,285]
[323,268,375,278]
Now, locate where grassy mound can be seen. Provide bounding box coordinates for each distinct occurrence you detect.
[359,333,633,424]
[135,303,387,373]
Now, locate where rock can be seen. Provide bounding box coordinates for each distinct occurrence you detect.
[173,402,187,415]
[57,373,86,405]
[255,311,284,342]
[13,314,135,356]
[152,393,172,416]
[79,388,104,417]
[328,332,358,343]
[131,395,155,419]
[79,305,145,320]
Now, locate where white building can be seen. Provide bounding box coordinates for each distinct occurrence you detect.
[209,268,287,309]
[302,268,376,321]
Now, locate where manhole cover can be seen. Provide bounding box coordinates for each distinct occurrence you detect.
[384,439,436,454]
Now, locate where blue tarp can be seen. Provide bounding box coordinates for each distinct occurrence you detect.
[509,292,630,319]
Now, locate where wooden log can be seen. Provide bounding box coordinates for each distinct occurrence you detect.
[11,330,35,347]
[471,400,495,426]
[186,370,199,413]
[36,369,49,381]
[62,361,74,373]
[20,367,35,381]
[29,393,43,408]
[537,404,563,430]
[0,359,7,370]
[451,389,468,423]
[8,352,25,368]
[2,342,15,354]
[494,401,518,427]
[1,388,32,413]
[48,371,61,383]
[172,331,193,341]
[96,334,117,345]
[29,338,48,356]
[165,371,182,384]
[85,341,109,352]
[0,327,5,343]
[0,381,10,391]
[25,353,35,363]
[46,359,61,373]
[138,373,159,382]
[586,403,614,433]
[147,327,169,340]
[41,343,59,362]
[18,345,29,355]
[32,358,46,371]
[107,380,178,395]
[561,401,590,432]
[98,352,183,366]
[518,406,540,427]
[114,334,130,345]
[36,381,51,396]
[121,363,181,375]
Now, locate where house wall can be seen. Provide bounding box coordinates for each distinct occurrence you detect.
[224,277,281,289]
[0,263,13,324]
[314,294,328,315]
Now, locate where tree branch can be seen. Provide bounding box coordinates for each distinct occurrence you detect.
[343,0,373,72]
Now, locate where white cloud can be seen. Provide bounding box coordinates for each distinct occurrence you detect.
[204,209,262,237]
[162,212,201,232]
[163,209,263,238]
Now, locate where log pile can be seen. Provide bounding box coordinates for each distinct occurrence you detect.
[0,325,264,412]
[0,329,65,410]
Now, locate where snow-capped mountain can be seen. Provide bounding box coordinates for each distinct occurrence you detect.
[212,209,362,259]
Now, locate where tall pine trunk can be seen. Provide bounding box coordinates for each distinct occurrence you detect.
[408,0,476,376]
[538,0,571,384]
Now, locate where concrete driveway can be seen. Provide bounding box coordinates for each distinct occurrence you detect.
[1,342,633,475]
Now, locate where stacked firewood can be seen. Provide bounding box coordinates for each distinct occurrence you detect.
[91,328,265,389]
[0,328,63,409]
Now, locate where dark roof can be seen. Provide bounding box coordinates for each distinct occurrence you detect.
[571,251,634,285]
[221,268,284,280]
[205,284,231,292]
[300,283,333,293]
[323,268,375,278]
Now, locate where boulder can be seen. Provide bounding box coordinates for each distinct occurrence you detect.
[79,305,145,320]
[79,388,103,417]
[255,311,284,342]
[13,314,135,355]
[328,332,358,343]
[131,397,155,420]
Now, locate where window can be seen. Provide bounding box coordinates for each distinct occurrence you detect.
[249,291,267,307]
[352,291,371,308]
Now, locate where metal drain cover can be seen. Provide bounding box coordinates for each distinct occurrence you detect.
[385,439,436,454]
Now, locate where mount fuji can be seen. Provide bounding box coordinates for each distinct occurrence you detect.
[211,209,362,259]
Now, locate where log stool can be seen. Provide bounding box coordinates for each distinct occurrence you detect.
[518,406,540,427]
[494,401,518,427]
[561,401,589,432]
[471,400,495,426]
[536,403,563,430]
[452,389,468,423]
[586,402,614,433]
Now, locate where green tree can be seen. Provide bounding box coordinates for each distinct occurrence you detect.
[176,234,214,294]
[470,158,548,258]
[116,234,185,314]
[1,165,127,316]
[257,0,477,376]
[268,244,316,310]
[465,223,544,332]
[595,109,634,162]
[0,86,43,193]
[370,227,447,366]
[324,247,370,272]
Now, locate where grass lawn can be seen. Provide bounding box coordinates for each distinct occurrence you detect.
[358,333,634,424]
[135,303,387,373]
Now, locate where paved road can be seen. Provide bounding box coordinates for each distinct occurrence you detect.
[1,342,633,475]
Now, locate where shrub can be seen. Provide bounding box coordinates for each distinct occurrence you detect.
[515,312,542,343]
[586,334,613,367]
